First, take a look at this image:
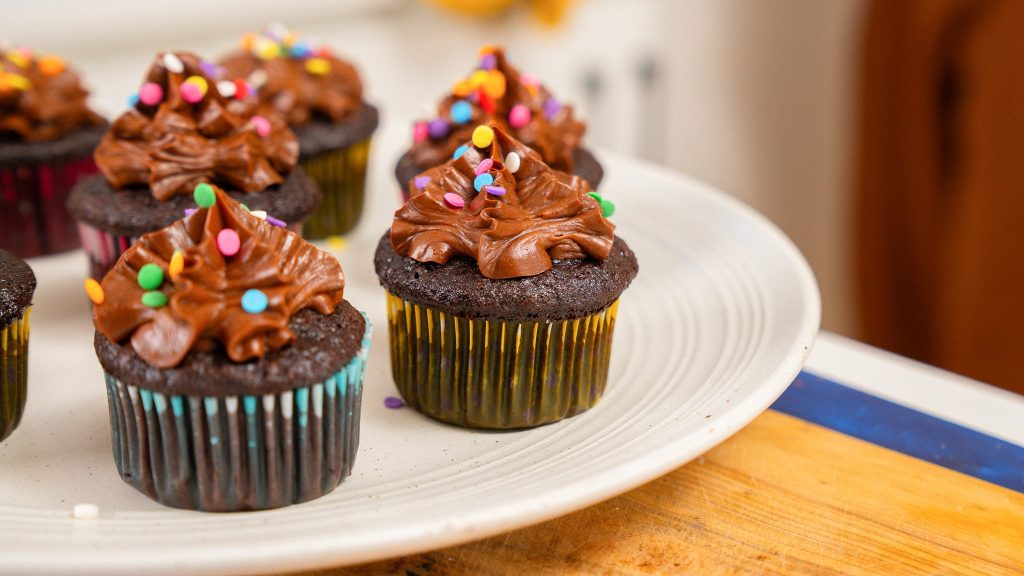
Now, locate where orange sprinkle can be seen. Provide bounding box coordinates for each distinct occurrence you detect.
[453,79,474,97]
[168,250,184,279]
[37,55,66,76]
[84,278,105,305]
[483,71,506,99]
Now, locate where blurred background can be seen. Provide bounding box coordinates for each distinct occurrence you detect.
[7,0,1020,393]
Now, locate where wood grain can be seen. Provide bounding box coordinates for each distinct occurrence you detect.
[285,410,1024,575]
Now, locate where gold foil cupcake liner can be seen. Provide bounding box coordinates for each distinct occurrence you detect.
[0,310,30,442]
[300,138,372,239]
[386,292,619,429]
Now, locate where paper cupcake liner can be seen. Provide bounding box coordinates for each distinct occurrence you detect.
[385,292,620,429]
[104,316,372,512]
[0,157,98,258]
[0,310,30,442]
[300,138,372,239]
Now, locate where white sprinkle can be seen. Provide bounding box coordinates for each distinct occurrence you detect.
[216,80,237,98]
[250,210,268,220]
[72,503,99,520]
[505,152,521,174]
[266,22,289,40]
[162,53,184,74]
[248,69,268,88]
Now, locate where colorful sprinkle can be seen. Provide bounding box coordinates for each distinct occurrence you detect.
[327,235,347,251]
[427,119,449,139]
[450,100,473,124]
[183,208,198,217]
[232,78,249,99]
[266,216,287,228]
[84,278,104,305]
[484,185,506,196]
[216,80,237,98]
[248,69,268,88]
[256,40,280,61]
[587,192,616,217]
[414,176,431,189]
[179,81,203,103]
[290,42,312,59]
[508,104,531,129]
[472,125,495,148]
[520,73,539,87]
[138,82,163,106]
[250,115,272,137]
[305,57,331,76]
[137,263,164,291]
[185,75,208,96]
[478,91,496,114]
[7,51,28,69]
[162,53,184,74]
[168,250,184,278]
[505,152,521,173]
[199,60,219,78]
[452,79,474,97]
[543,98,562,119]
[241,289,269,314]
[193,183,216,208]
[141,291,168,308]
[453,144,470,160]
[127,93,139,107]
[413,121,428,143]
[384,396,405,409]
[443,193,465,209]
[250,210,268,220]
[475,158,493,175]
[474,173,494,192]
[480,54,497,70]
[3,74,30,91]
[37,55,65,76]
[216,228,241,256]
[482,71,506,99]
[469,70,489,89]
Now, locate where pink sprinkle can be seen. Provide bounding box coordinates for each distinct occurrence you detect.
[250,115,272,137]
[443,193,466,209]
[183,208,197,216]
[508,104,531,129]
[139,82,163,106]
[216,228,241,256]
[475,159,493,175]
[414,176,431,189]
[520,73,538,87]
[384,396,405,409]
[413,122,428,143]
[484,185,506,196]
[180,81,203,103]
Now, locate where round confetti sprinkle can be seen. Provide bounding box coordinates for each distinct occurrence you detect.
[84,278,104,305]
[413,122,428,143]
[127,93,139,107]
[414,176,431,189]
[266,216,286,228]
[232,78,249,99]
[469,70,489,89]
[475,158,493,175]
[179,81,203,103]
[37,55,65,76]
[199,60,218,78]
[587,192,616,217]
[216,228,241,256]
[427,119,449,139]
[138,82,163,106]
[290,42,312,59]
[162,53,184,73]
[478,91,496,114]
[250,210,268,220]
[474,173,494,192]
[256,41,279,61]
[241,289,269,314]
[483,71,506,99]
[184,75,208,95]
[137,263,164,291]
[453,144,470,160]
[480,54,497,70]
[168,250,184,278]
[505,152,521,173]
[508,104,531,129]
[484,185,506,196]
[141,291,168,308]
[5,74,30,91]
[520,73,539,87]
[452,79,474,97]
[450,100,473,124]
[248,69,268,87]
[193,183,216,207]
[443,193,465,209]
[472,125,495,148]
[7,51,28,69]
[384,396,405,409]
[216,80,237,98]
[183,208,198,217]
[543,98,562,119]
[250,115,272,137]
[305,57,331,76]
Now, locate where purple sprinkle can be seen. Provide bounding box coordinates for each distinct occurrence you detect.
[543,98,561,119]
[184,208,197,216]
[199,60,218,78]
[427,118,449,139]
[384,396,405,409]
[484,185,506,196]
[414,176,431,189]
[248,85,258,97]
[480,54,497,70]
[266,216,287,228]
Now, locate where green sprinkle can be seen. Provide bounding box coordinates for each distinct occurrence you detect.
[193,183,216,208]
[137,263,164,291]
[240,204,250,212]
[587,192,616,218]
[141,290,168,308]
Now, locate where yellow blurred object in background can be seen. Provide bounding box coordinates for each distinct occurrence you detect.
[425,0,574,26]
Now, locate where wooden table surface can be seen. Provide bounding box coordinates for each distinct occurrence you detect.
[291,404,1023,575]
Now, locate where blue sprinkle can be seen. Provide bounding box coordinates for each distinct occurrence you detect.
[453,144,470,160]
[127,93,140,107]
[241,289,268,314]
[450,100,473,124]
[474,173,494,192]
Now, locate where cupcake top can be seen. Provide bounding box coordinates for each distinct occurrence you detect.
[0,250,36,329]
[391,122,616,280]
[218,25,365,127]
[408,45,585,175]
[90,184,344,369]
[0,47,103,143]
[95,51,298,202]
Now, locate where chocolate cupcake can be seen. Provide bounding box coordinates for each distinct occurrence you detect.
[395,45,602,198]
[376,123,636,429]
[68,52,319,281]
[219,25,379,238]
[0,47,105,257]
[0,250,35,441]
[89,184,370,511]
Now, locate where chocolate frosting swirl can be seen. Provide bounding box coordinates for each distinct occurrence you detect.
[0,48,103,143]
[408,46,585,174]
[93,185,344,368]
[95,52,298,201]
[218,29,364,126]
[391,123,613,279]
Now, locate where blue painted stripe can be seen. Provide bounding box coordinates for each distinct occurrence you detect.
[772,371,1024,493]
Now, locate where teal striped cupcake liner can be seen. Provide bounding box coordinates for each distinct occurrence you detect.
[104,315,371,511]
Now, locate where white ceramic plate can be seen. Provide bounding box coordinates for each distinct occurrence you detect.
[0,155,819,575]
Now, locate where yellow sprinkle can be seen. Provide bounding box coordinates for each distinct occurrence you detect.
[256,40,279,61]
[7,51,29,69]
[168,250,184,279]
[282,32,297,47]
[305,57,331,76]
[327,235,347,252]
[452,79,474,97]
[84,278,105,305]
[483,71,506,99]
[478,44,497,56]
[37,55,65,76]
[6,74,31,91]
[241,33,257,51]
[469,70,488,89]
[472,125,495,148]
